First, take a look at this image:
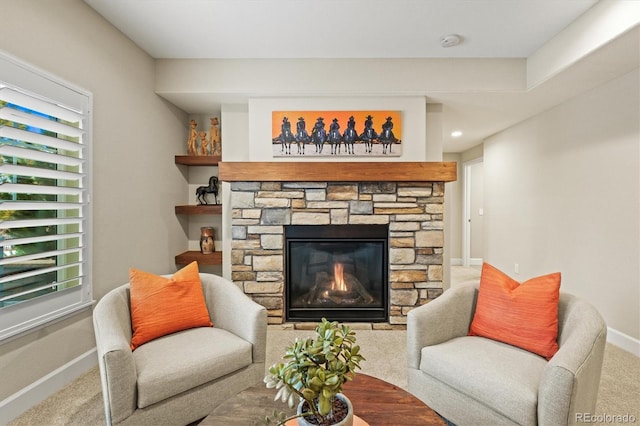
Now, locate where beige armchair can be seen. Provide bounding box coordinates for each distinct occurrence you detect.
[407,282,607,426]
[93,273,267,426]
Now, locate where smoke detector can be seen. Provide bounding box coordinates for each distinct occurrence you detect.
[440,34,462,48]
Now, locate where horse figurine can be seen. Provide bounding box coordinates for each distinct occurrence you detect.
[379,116,400,154]
[196,176,219,205]
[359,114,378,153]
[328,118,342,155]
[295,116,310,155]
[342,116,358,155]
[311,117,327,154]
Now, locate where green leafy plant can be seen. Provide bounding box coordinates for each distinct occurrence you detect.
[262,318,365,425]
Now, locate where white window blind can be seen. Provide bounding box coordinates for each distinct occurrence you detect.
[0,52,92,341]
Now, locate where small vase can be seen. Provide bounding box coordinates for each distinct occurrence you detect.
[199,227,215,254]
[296,394,354,426]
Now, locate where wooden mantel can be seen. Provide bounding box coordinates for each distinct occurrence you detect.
[218,162,457,182]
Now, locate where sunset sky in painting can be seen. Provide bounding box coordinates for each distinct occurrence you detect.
[272,110,402,141]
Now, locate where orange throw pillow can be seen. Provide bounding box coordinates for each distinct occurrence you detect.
[469,263,561,360]
[129,261,213,350]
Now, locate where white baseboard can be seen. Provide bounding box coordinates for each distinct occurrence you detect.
[0,347,97,425]
[451,258,463,266]
[607,327,640,357]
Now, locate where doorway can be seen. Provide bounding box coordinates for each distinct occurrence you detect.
[463,159,484,267]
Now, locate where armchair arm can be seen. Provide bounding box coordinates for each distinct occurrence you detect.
[200,274,268,363]
[92,286,137,425]
[538,296,607,426]
[407,283,478,369]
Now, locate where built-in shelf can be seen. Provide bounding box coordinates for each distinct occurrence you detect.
[175,155,221,166]
[175,155,222,268]
[175,204,223,215]
[175,250,222,266]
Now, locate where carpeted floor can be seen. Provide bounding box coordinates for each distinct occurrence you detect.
[9,267,640,426]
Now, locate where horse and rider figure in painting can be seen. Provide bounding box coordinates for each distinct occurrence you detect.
[196,176,219,205]
[359,114,378,153]
[295,116,310,154]
[277,116,295,155]
[342,115,358,155]
[379,116,400,154]
[311,117,327,154]
[328,118,342,155]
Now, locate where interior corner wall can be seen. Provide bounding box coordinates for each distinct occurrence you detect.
[220,103,250,279]
[444,153,463,265]
[0,0,188,413]
[483,68,639,341]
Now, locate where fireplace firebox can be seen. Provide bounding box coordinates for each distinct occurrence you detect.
[285,224,388,322]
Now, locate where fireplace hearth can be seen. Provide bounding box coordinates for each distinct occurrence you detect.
[285,225,388,322]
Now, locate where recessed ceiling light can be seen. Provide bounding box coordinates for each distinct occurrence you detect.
[440,34,462,48]
[451,130,463,138]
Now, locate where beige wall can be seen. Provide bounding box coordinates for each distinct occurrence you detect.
[0,0,187,402]
[483,68,639,340]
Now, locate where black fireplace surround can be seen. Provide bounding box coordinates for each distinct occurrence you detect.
[284,224,389,322]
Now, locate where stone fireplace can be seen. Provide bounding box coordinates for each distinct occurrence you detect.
[221,161,456,328]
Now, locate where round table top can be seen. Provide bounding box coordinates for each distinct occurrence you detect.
[200,373,445,426]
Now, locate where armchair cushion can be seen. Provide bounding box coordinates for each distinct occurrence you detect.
[420,335,547,425]
[129,261,213,350]
[469,263,561,359]
[133,326,253,408]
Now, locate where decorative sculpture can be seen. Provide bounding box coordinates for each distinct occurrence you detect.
[209,117,222,156]
[200,227,215,254]
[187,119,198,155]
[199,131,209,155]
[196,176,219,205]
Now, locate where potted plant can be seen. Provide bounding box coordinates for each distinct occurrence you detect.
[262,318,365,426]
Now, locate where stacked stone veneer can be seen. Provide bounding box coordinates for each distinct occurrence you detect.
[230,181,445,328]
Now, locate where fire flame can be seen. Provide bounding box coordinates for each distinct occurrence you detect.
[331,263,347,292]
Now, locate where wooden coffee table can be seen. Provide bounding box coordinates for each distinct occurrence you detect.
[199,373,445,425]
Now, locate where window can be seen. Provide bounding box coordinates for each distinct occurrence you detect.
[0,52,92,341]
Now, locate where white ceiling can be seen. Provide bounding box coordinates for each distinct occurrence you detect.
[84,0,598,59]
[83,0,638,152]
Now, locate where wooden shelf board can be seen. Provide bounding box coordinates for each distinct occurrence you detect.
[175,155,221,166]
[175,251,223,265]
[175,204,223,215]
[218,161,457,182]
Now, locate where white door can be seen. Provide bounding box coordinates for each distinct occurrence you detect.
[463,160,484,266]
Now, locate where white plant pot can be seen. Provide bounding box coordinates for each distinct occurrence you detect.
[296,393,354,426]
